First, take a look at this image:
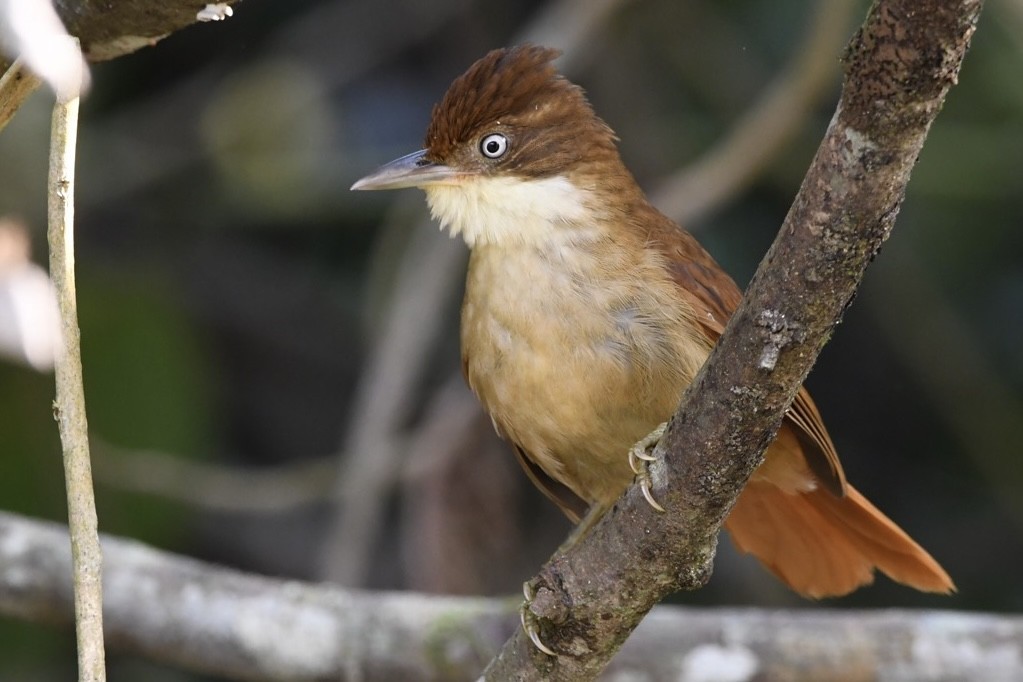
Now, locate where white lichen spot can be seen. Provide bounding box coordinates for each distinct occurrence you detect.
[807,211,829,237]
[756,309,788,371]
[757,345,779,371]
[678,643,759,682]
[843,127,879,165]
[197,3,234,22]
[844,126,877,151]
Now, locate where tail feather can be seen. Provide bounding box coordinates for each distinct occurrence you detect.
[725,482,954,598]
[810,485,955,594]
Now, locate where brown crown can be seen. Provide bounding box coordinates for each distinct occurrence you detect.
[423,45,619,178]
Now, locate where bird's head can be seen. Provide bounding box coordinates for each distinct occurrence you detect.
[352,45,639,247]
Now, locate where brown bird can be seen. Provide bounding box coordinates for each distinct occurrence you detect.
[352,46,953,603]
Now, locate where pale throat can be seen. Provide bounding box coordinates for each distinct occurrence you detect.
[424,174,596,248]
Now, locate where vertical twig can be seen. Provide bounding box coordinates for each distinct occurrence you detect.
[47,65,106,681]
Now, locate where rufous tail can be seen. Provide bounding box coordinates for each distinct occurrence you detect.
[724,482,955,598]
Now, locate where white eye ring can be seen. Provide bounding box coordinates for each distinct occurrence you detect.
[479,133,509,159]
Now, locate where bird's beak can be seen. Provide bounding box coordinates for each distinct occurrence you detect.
[350,149,462,191]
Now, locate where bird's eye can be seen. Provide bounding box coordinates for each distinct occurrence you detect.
[479,133,508,159]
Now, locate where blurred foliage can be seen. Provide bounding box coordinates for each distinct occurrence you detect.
[1,0,1021,679]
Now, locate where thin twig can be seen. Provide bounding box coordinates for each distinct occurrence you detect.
[47,67,106,681]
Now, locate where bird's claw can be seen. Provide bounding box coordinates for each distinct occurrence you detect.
[627,445,656,472]
[520,581,557,656]
[629,423,667,512]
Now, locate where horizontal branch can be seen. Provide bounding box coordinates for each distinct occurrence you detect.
[0,511,1018,681]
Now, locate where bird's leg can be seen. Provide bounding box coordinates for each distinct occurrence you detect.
[520,580,557,656]
[629,422,667,512]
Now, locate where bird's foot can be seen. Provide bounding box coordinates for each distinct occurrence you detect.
[628,422,667,512]
[520,581,557,656]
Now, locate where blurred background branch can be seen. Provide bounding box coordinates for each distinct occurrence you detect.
[649,0,857,225]
[92,439,338,513]
[2,511,1022,682]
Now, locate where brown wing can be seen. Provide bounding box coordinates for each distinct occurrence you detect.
[642,206,847,497]
[511,444,589,522]
[460,356,591,521]
[786,389,847,496]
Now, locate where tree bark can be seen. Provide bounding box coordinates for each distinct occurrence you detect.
[53,0,241,62]
[483,1,984,679]
[0,0,241,74]
[1,511,1019,682]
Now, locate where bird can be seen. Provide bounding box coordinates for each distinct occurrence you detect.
[352,45,953,605]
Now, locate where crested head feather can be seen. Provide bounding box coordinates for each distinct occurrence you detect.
[426,45,563,154]
[423,45,621,179]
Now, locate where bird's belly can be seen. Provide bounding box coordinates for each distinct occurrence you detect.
[461,248,700,505]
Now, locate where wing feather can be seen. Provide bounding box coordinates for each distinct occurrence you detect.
[511,444,589,522]
[461,355,590,521]
[642,207,847,497]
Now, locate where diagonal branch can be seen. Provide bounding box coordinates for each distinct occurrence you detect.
[0,59,40,134]
[482,1,985,679]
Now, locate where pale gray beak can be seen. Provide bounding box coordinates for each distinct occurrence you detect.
[350,149,462,191]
